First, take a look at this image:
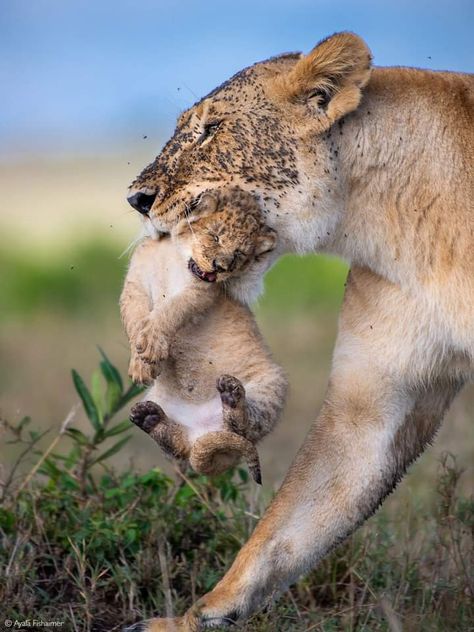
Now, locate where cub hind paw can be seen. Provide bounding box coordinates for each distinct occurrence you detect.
[130,401,166,433]
[216,374,245,409]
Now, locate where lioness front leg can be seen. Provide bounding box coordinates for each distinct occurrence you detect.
[125,371,461,632]
[130,401,190,463]
[124,268,464,631]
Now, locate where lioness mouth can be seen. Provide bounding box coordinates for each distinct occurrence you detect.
[188,258,217,283]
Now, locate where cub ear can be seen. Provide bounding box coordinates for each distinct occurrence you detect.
[271,32,372,125]
[255,226,277,257]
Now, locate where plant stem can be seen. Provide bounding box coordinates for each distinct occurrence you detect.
[15,403,79,497]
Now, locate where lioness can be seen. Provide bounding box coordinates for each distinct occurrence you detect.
[121,189,287,482]
[124,32,473,631]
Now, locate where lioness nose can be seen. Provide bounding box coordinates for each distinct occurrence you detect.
[127,191,157,215]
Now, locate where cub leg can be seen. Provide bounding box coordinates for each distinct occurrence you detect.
[217,369,287,443]
[128,350,156,385]
[136,283,218,366]
[130,401,191,462]
[217,375,248,436]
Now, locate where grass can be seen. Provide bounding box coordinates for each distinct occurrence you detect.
[1,354,472,632]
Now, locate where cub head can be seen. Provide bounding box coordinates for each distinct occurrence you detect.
[173,188,277,284]
[128,32,372,251]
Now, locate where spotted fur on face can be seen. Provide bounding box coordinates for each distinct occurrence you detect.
[129,53,305,230]
[129,33,372,250]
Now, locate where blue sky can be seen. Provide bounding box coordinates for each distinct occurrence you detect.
[1,0,473,157]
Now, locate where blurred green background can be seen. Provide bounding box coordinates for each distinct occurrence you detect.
[1,1,473,500]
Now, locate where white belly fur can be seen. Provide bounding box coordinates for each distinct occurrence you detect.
[145,384,224,442]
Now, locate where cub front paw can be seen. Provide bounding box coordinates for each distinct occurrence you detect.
[136,325,169,365]
[217,374,245,409]
[130,401,166,433]
[128,353,156,385]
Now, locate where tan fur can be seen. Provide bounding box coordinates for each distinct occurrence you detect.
[271,32,372,127]
[124,32,473,631]
[174,188,277,285]
[120,194,287,482]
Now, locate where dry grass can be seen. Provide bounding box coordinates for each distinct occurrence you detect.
[1,367,472,632]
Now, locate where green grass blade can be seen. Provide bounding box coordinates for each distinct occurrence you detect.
[71,369,102,432]
[91,368,104,422]
[120,382,146,407]
[90,436,131,465]
[65,427,90,446]
[102,420,131,438]
[98,346,123,392]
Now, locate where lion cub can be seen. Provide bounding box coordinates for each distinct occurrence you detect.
[121,189,287,483]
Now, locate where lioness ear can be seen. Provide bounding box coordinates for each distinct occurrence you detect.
[271,32,372,124]
[255,226,277,257]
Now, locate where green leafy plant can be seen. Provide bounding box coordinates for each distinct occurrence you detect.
[30,348,143,496]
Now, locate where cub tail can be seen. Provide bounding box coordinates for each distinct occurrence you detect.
[190,431,262,484]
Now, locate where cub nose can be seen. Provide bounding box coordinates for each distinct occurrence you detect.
[212,254,237,273]
[127,191,157,215]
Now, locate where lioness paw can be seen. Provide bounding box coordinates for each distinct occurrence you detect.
[123,616,194,631]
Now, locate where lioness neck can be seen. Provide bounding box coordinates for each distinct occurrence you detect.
[327,67,474,290]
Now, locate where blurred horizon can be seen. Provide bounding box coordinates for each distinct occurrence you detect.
[1,0,473,161]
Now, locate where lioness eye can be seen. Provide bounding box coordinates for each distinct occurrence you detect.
[198,121,221,144]
[205,121,220,135]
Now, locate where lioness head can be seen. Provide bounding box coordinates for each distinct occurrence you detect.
[173,188,277,284]
[128,32,372,250]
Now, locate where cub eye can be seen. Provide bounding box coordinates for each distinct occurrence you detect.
[198,121,221,144]
[212,234,220,243]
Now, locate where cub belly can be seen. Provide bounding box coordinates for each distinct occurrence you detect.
[146,382,224,442]
[143,297,262,445]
